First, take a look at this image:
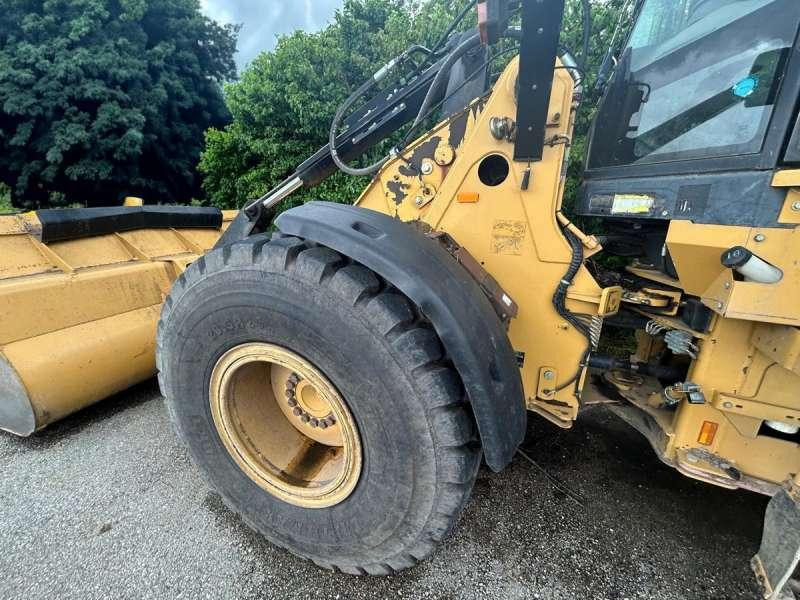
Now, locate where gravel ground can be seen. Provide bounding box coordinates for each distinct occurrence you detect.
[0,380,768,600]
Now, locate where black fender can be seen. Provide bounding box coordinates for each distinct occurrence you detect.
[276,201,525,472]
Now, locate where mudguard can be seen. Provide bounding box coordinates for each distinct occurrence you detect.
[275,201,526,472]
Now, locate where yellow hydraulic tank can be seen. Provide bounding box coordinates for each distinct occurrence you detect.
[0,206,234,436]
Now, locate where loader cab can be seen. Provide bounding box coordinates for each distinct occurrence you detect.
[579,0,800,228]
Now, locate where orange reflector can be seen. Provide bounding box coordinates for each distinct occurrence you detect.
[457,192,480,203]
[698,421,719,446]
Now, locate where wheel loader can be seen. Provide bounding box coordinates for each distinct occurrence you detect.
[3,0,799,596]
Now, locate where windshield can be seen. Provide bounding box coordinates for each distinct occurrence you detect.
[587,0,800,170]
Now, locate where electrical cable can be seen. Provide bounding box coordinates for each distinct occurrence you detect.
[549,227,596,398]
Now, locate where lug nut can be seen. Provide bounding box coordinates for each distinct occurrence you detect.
[287,399,297,408]
[301,414,311,424]
[310,418,319,428]
[292,407,303,417]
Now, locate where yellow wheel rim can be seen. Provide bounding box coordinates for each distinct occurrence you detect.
[209,343,362,508]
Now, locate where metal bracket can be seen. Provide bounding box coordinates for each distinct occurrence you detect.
[514,0,566,162]
[664,382,706,405]
[427,230,519,322]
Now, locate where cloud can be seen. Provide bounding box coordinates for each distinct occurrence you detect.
[202,0,344,71]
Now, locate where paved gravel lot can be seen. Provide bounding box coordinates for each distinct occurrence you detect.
[1,380,768,600]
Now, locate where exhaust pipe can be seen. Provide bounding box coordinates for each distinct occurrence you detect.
[721,246,783,284]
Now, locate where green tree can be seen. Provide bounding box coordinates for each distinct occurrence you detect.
[200,0,629,211]
[0,183,12,213]
[0,0,238,208]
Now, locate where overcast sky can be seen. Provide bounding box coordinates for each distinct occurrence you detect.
[201,0,344,71]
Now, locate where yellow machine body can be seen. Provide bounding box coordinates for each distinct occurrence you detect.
[355,56,800,497]
[0,210,234,436]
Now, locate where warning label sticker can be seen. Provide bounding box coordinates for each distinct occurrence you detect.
[491,220,527,255]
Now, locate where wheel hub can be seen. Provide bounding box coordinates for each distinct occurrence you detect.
[209,343,361,508]
[285,374,338,431]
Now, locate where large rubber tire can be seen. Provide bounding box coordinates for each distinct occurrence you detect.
[157,234,481,574]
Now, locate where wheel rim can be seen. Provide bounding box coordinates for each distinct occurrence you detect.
[209,343,362,508]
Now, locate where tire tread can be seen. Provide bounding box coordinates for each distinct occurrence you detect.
[156,233,480,575]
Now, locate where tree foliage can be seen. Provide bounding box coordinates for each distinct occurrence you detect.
[199,0,457,210]
[0,183,12,213]
[0,0,238,208]
[199,0,630,212]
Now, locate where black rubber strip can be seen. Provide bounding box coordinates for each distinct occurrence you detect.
[36,206,223,243]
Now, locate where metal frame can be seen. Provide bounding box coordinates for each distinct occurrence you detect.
[514,0,566,162]
[583,9,800,181]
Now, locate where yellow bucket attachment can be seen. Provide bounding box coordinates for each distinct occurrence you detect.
[0,206,235,436]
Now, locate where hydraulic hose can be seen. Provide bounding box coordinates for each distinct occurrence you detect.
[404,31,482,146]
[330,31,481,178]
[431,0,478,56]
[328,57,401,177]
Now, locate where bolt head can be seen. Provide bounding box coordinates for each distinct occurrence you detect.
[543,370,555,381]
[792,201,800,212]
[723,282,731,289]
[754,233,766,242]
[414,196,424,207]
[420,161,433,175]
[723,401,734,409]
[717,302,724,309]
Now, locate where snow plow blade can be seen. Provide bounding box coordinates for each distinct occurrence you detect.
[0,206,235,436]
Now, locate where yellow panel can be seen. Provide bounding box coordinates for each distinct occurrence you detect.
[118,229,189,258]
[3,305,160,428]
[0,235,57,280]
[0,262,172,346]
[666,221,749,297]
[668,221,799,325]
[0,215,29,235]
[0,212,228,434]
[47,234,134,269]
[752,323,800,375]
[356,58,594,421]
[778,189,800,225]
[177,228,226,252]
[772,169,800,187]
